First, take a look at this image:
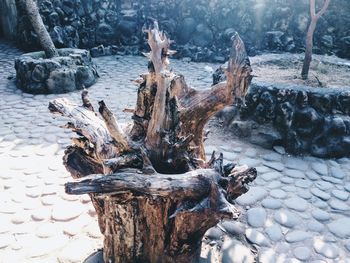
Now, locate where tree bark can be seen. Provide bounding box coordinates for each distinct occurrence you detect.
[301,0,331,79]
[49,22,255,263]
[19,0,58,58]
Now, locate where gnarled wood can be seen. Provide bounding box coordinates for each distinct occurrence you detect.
[49,21,255,263]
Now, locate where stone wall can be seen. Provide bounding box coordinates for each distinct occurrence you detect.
[15,48,98,94]
[217,81,350,158]
[14,0,350,61]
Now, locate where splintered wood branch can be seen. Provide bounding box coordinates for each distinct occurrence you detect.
[98,100,131,151]
[49,98,118,160]
[82,89,95,111]
[177,33,252,160]
[66,169,214,199]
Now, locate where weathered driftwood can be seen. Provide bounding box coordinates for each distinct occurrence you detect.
[49,21,255,263]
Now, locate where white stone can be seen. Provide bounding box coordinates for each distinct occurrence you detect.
[270,189,287,199]
[247,207,267,227]
[311,187,331,200]
[285,169,304,179]
[307,219,325,233]
[51,201,85,222]
[345,183,350,192]
[31,207,52,221]
[245,229,270,247]
[236,187,268,206]
[266,181,282,189]
[329,199,349,211]
[306,171,319,181]
[28,235,68,258]
[285,158,308,171]
[263,152,282,162]
[261,171,281,181]
[293,247,311,261]
[258,248,276,263]
[313,239,339,259]
[282,185,297,192]
[263,162,284,172]
[311,162,328,175]
[315,181,333,191]
[297,189,312,200]
[284,197,308,212]
[0,234,15,249]
[331,189,349,201]
[261,198,282,209]
[35,222,61,238]
[285,230,311,242]
[329,167,345,179]
[265,224,283,241]
[222,240,255,263]
[311,209,330,222]
[295,179,312,188]
[281,177,294,184]
[328,218,350,238]
[57,237,97,263]
[274,210,301,228]
[321,176,342,185]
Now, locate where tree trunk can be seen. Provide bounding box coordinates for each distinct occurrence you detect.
[301,0,331,80]
[20,0,58,58]
[49,22,255,263]
[301,19,317,80]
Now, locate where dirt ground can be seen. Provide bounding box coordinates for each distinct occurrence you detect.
[251,53,350,88]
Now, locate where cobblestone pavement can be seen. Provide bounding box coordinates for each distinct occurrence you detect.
[0,40,350,263]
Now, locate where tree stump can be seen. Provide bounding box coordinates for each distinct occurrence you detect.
[49,22,256,263]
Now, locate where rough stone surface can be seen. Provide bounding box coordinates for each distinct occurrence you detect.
[265,224,283,242]
[15,49,98,94]
[293,247,311,261]
[261,198,282,209]
[14,0,350,61]
[311,188,331,201]
[284,197,308,212]
[329,199,349,211]
[236,187,268,206]
[331,190,349,201]
[328,218,350,238]
[245,229,270,247]
[219,80,350,158]
[274,210,301,228]
[313,239,339,259]
[247,207,267,228]
[285,231,312,243]
[311,209,331,222]
[221,240,255,263]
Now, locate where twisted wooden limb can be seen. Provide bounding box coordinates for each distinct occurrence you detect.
[98,100,130,152]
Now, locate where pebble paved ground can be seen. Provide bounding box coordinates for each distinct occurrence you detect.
[0,40,350,263]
